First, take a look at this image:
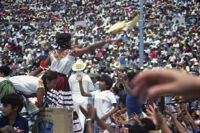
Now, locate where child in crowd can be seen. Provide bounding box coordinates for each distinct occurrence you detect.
[0,94,29,133]
[77,74,118,132]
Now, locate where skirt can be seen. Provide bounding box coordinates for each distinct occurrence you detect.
[0,80,16,99]
[47,73,82,133]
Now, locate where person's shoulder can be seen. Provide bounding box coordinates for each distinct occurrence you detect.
[17,115,28,123]
[0,115,6,120]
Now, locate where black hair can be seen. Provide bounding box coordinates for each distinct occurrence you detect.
[127,72,137,81]
[100,74,113,90]
[1,93,24,113]
[41,70,58,96]
[128,124,147,133]
[119,93,126,106]
[0,65,12,76]
[141,118,156,131]
[56,33,71,49]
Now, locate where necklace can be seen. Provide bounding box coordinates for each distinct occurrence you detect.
[52,50,69,61]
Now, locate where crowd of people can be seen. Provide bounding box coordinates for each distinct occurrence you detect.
[0,0,199,133]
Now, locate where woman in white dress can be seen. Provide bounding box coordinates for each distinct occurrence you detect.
[0,70,58,107]
[32,33,114,132]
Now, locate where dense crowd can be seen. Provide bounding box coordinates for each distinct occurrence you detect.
[0,0,199,133]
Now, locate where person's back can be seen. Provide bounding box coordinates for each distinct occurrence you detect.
[126,89,142,116]
[0,94,29,133]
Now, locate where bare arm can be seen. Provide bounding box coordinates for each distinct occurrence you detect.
[183,104,198,130]
[95,114,115,133]
[32,56,51,76]
[133,69,200,102]
[75,39,114,56]
[80,104,114,133]
[165,106,186,133]
[77,75,92,97]
[36,87,44,107]
[146,103,172,133]
[87,120,94,133]
[119,72,137,97]
[101,103,118,121]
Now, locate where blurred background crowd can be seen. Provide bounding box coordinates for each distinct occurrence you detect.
[0,0,199,133]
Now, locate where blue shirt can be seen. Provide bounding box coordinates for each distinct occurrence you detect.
[0,115,29,133]
[126,88,142,116]
[120,55,127,65]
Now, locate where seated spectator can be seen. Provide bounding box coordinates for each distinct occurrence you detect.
[0,94,28,133]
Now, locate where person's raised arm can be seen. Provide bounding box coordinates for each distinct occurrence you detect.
[77,75,92,97]
[80,104,115,133]
[75,39,115,56]
[133,69,200,103]
[165,105,186,133]
[147,103,173,133]
[118,72,137,97]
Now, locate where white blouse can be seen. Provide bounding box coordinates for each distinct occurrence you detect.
[9,76,41,95]
[49,50,75,75]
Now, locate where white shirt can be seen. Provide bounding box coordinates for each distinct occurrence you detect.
[50,50,75,75]
[69,72,93,107]
[0,76,10,82]
[9,76,40,95]
[91,90,116,124]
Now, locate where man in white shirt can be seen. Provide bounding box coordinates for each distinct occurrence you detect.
[69,59,94,132]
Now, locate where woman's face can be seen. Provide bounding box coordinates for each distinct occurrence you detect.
[46,79,58,90]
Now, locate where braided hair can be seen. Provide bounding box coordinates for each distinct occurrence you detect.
[41,70,58,97]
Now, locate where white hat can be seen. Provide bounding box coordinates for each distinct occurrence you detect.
[114,61,120,68]
[72,59,87,71]
[151,59,158,64]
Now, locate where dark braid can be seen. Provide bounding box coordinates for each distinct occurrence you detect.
[41,70,58,98]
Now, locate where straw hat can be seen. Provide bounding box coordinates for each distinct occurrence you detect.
[151,59,158,64]
[72,59,87,71]
[114,61,120,68]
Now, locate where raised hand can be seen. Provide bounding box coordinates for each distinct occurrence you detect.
[76,74,82,82]
[133,69,200,103]
[130,112,141,126]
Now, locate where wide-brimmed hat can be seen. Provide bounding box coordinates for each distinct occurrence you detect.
[72,59,87,71]
[114,61,120,68]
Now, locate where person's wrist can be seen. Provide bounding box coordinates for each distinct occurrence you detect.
[86,118,93,122]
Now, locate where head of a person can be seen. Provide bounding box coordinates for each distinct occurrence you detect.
[141,118,156,131]
[127,72,137,88]
[128,124,147,133]
[0,66,12,77]
[56,33,71,49]
[1,94,24,115]
[41,70,58,91]
[99,74,113,91]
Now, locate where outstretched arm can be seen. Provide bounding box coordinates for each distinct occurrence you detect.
[77,75,92,97]
[133,69,200,102]
[75,39,115,56]
[118,72,137,97]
